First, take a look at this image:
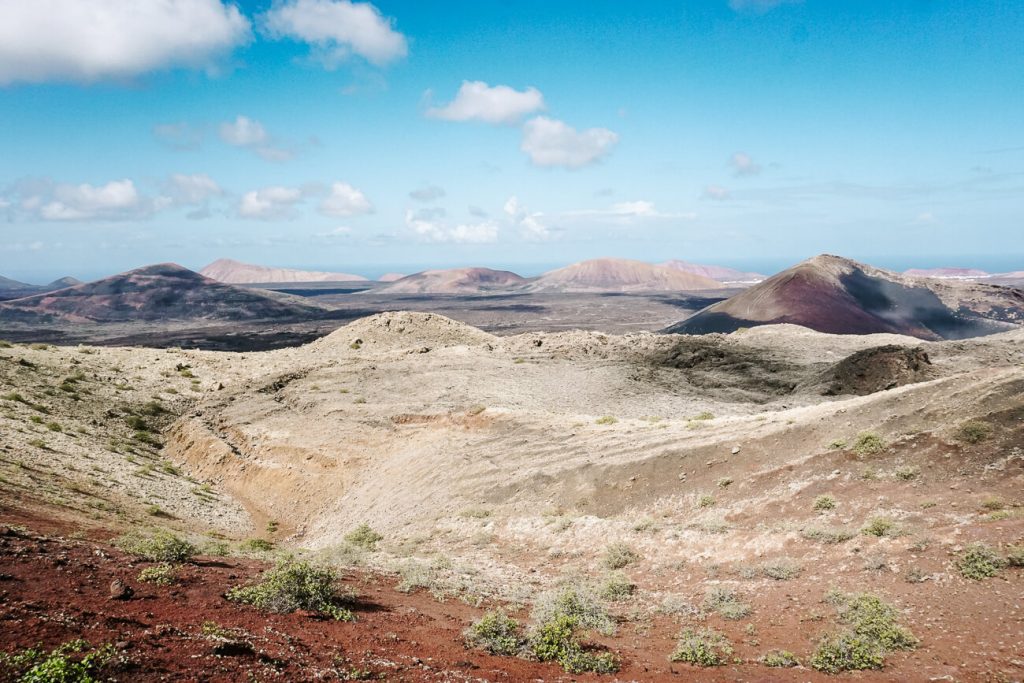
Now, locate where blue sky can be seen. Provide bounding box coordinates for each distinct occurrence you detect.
[1,0,1022,282]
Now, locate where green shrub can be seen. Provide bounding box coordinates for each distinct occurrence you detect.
[703,586,751,620]
[813,495,836,511]
[670,627,732,667]
[761,649,799,667]
[125,415,149,431]
[599,572,637,601]
[802,526,855,544]
[894,466,919,481]
[1,640,114,683]
[344,523,383,551]
[227,559,354,621]
[602,542,638,569]
[697,495,716,508]
[138,562,177,586]
[957,543,1006,580]
[861,516,899,538]
[810,633,884,673]
[853,432,885,456]
[242,538,275,552]
[595,415,617,425]
[465,610,525,656]
[528,614,618,674]
[117,530,196,563]
[531,584,615,636]
[1006,544,1024,567]
[838,594,918,650]
[762,560,801,581]
[956,420,992,444]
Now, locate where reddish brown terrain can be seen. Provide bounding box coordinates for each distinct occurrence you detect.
[668,254,1024,339]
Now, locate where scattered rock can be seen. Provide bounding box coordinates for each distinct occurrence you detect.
[109,578,134,601]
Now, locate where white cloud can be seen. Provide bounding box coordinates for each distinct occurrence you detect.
[166,174,222,205]
[520,116,618,169]
[218,115,294,162]
[262,0,407,67]
[239,186,305,220]
[409,185,446,202]
[427,81,545,125]
[561,201,696,224]
[703,184,731,200]
[219,115,268,147]
[730,152,762,177]
[404,209,498,243]
[319,181,373,217]
[39,179,146,221]
[0,0,250,85]
[728,0,801,13]
[503,195,550,240]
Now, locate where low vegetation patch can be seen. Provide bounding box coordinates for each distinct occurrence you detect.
[861,516,900,538]
[595,415,617,425]
[138,562,178,586]
[117,530,196,563]
[811,592,917,673]
[761,560,801,581]
[670,627,732,667]
[528,614,619,674]
[956,420,992,444]
[531,584,616,637]
[465,610,525,656]
[853,431,885,456]
[703,586,751,620]
[1,640,116,682]
[813,494,836,511]
[344,523,383,551]
[802,526,855,544]
[598,572,637,601]
[602,541,639,569]
[956,543,1006,580]
[761,649,799,667]
[227,558,355,621]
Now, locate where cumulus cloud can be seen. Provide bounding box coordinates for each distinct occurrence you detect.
[728,0,802,13]
[409,185,446,202]
[520,116,618,169]
[730,152,762,177]
[38,179,147,221]
[238,186,305,220]
[404,209,498,243]
[0,0,251,85]
[165,174,222,205]
[426,81,545,125]
[319,181,373,217]
[262,0,407,67]
[218,115,294,162]
[503,195,550,240]
[702,184,731,200]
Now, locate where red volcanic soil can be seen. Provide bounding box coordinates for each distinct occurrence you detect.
[2,499,1024,682]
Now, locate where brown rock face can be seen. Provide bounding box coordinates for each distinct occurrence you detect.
[822,345,933,396]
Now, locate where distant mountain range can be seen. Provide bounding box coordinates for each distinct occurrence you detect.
[661,260,765,284]
[523,258,723,292]
[0,263,324,324]
[376,268,527,294]
[668,255,1024,340]
[0,275,82,301]
[200,258,367,283]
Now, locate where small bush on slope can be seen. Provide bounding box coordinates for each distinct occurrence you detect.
[227,559,354,621]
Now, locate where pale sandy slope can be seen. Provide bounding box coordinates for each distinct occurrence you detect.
[159,313,1023,564]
